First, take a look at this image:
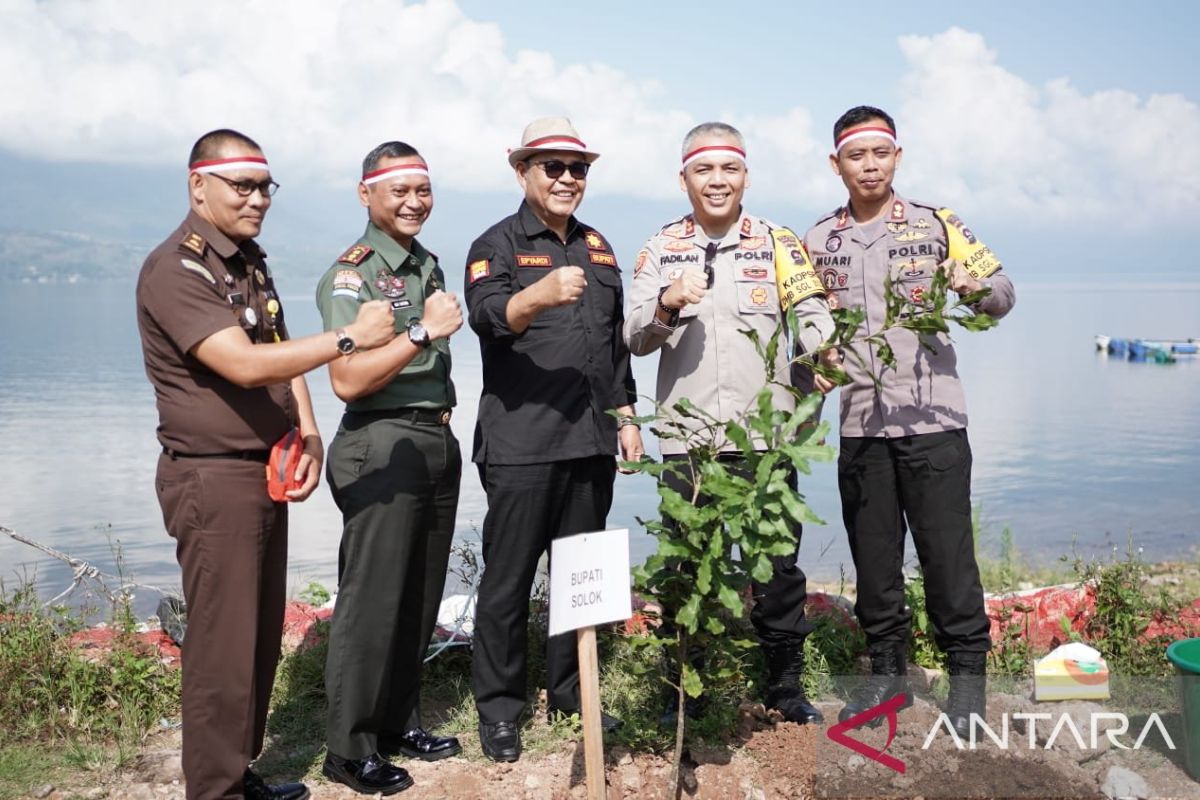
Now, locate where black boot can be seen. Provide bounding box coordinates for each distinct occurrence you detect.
[946,651,987,739]
[838,642,912,726]
[763,642,824,724]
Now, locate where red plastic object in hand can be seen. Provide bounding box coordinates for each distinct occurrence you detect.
[266,427,304,502]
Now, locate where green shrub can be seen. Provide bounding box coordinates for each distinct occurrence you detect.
[0,580,180,752]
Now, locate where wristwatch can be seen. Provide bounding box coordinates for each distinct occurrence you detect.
[334,328,356,356]
[407,319,431,348]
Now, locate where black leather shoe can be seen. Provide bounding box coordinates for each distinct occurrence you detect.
[479,720,521,762]
[548,707,624,732]
[243,768,310,800]
[382,727,462,761]
[322,752,413,795]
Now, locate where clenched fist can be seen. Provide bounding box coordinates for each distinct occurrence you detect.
[421,290,464,340]
[348,300,396,349]
[660,267,709,309]
[539,266,587,307]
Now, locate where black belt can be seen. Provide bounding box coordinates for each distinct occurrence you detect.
[347,407,452,426]
[163,446,271,463]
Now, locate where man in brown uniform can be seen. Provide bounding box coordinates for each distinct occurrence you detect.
[136,128,394,800]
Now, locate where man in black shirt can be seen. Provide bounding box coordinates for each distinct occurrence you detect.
[464,117,642,762]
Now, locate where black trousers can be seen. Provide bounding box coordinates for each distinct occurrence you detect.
[838,428,991,653]
[156,454,287,800]
[661,453,813,645]
[471,455,616,724]
[323,415,461,759]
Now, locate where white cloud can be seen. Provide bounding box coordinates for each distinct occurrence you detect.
[0,4,1196,224]
[0,0,708,199]
[896,27,1200,223]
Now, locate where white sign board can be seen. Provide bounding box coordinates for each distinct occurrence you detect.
[548,528,632,637]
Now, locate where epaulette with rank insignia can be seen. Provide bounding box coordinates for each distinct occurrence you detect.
[338,243,373,265]
[659,215,696,239]
[180,231,206,257]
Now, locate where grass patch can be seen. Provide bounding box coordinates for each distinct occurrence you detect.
[0,743,72,800]
[0,578,181,797]
[0,582,181,748]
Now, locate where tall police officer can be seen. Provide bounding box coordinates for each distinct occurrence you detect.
[137,129,395,800]
[805,106,1016,735]
[464,117,642,762]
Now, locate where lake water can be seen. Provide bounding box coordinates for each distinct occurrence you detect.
[1,278,1198,615]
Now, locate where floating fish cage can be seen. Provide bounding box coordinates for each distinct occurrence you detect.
[1095,336,1198,363]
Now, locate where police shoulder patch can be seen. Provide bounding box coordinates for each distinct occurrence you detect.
[179,258,216,285]
[634,249,650,277]
[338,243,373,265]
[180,232,206,257]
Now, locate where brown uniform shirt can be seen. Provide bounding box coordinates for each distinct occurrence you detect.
[136,210,296,454]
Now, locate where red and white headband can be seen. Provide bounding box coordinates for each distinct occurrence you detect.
[189,156,270,174]
[682,144,747,170]
[834,125,897,153]
[523,135,589,153]
[362,163,431,185]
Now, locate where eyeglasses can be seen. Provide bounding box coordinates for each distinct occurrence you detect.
[533,160,590,180]
[208,173,281,197]
[703,242,717,289]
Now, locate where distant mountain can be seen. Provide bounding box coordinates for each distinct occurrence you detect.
[0,230,151,283]
[0,229,333,286]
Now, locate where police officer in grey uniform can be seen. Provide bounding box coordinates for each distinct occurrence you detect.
[625,122,836,725]
[805,106,1015,736]
[316,142,465,795]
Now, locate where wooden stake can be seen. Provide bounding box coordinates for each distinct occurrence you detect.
[577,625,605,800]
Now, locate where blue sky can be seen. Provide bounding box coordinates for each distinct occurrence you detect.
[459,1,1199,108]
[1,0,1197,282]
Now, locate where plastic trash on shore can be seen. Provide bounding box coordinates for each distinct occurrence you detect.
[1034,641,1110,701]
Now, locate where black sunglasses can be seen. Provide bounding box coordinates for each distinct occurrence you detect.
[533,159,590,180]
[703,242,718,288]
